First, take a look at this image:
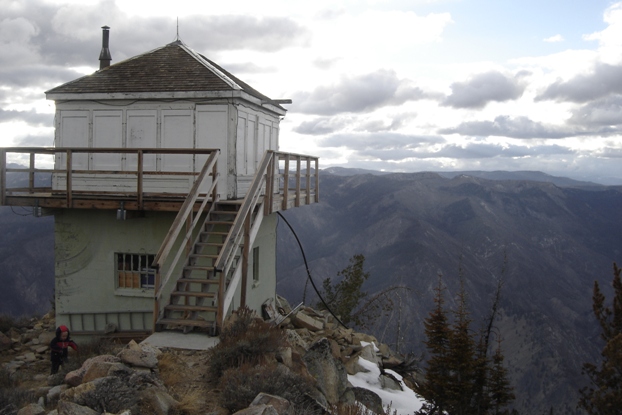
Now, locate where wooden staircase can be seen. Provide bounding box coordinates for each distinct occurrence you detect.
[155,201,250,333]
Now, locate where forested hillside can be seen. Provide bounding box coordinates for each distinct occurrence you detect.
[277,170,622,414]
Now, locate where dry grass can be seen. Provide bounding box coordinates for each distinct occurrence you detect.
[175,389,205,415]
[158,352,187,387]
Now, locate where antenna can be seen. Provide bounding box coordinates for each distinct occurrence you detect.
[176,17,179,41]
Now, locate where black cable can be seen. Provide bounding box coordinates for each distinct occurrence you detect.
[276,211,348,329]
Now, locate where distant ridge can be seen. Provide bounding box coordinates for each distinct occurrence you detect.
[322,167,604,188]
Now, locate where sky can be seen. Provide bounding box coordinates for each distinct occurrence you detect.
[1,0,622,185]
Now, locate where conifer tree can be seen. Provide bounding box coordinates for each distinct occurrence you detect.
[579,262,622,414]
[416,274,452,414]
[446,277,477,415]
[488,338,515,415]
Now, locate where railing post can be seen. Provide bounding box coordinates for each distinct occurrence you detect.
[282,155,289,211]
[295,156,301,207]
[29,153,35,194]
[66,150,72,207]
[240,214,251,308]
[306,158,311,204]
[315,158,319,203]
[137,150,144,210]
[0,149,6,206]
[264,151,274,216]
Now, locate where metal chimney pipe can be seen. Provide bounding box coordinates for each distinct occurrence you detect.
[99,26,111,69]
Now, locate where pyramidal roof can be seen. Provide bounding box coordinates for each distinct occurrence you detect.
[46,41,281,108]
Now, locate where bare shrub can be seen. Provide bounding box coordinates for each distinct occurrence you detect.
[218,363,318,414]
[207,306,288,381]
[0,367,36,414]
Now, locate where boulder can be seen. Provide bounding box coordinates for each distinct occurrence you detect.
[38,331,56,345]
[285,330,308,352]
[232,405,278,415]
[0,331,12,351]
[82,361,120,384]
[65,355,120,387]
[250,393,291,415]
[47,384,68,403]
[117,340,159,369]
[303,338,352,405]
[16,403,45,415]
[57,401,99,415]
[139,388,178,415]
[291,312,324,332]
[353,387,384,414]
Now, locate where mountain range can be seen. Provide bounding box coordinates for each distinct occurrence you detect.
[276,169,622,414]
[1,168,621,413]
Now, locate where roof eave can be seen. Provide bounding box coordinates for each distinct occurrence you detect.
[45,90,287,116]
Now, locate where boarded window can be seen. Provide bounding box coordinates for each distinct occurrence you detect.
[116,253,155,289]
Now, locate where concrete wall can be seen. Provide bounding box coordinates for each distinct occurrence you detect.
[54,209,181,332]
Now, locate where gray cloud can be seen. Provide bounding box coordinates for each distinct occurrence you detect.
[569,95,622,126]
[355,114,415,133]
[294,117,352,135]
[442,71,526,109]
[0,109,53,126]
[537,63,622,103]
[439,115,578,139]
[0,0,309,72]
[291,70,434,115]
[318,132,444,151]
[15,133,54,147]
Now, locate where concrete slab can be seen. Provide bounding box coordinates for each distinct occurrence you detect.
[141,331,219,351]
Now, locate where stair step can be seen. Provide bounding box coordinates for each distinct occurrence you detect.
[165,304,217,312]
[212,210,239,215]
[177,278,220,285]
[171,291,215,298]
[202,231,229,236]
[189,254,218,259]
[184,266,215,271]
[206,220,234,226]
[195,242,223,247]
[157,318,213,328]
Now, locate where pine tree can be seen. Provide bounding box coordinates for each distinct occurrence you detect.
[318,254,369,326]
[446,277,477,415]
[416,274,452,414]
[579,262,622,414]
[488,338,515,415]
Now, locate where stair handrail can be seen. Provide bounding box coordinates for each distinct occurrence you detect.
[153,150,219,325]
[214,150,275,323]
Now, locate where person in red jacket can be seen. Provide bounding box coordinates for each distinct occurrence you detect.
[49,325,78,374]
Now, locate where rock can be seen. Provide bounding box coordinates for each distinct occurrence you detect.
[38,331,56,345]
[291,312,324,332]
[62,368,163,413]
[16,403,45,415]
[382,355,404,369]
[36,346,48,354]
[353,387,384,414]
[65,355,121,387]
[328,338,341,360]
[379,373,403,391]
[232,404,278,415]
[117,340,159,368]
[351,332,378,346]
[285,330,308,352]
[250,393,291,415]
[275,347,293,368]
[275,295,293,314]
[23,352,37,363]
[82,361,120,384]
[378,343,392,358]
[140,389,178,415]
[0,331,12,351]
[57,401,99,415]
[47,384,68,402]
[303,338,352,405]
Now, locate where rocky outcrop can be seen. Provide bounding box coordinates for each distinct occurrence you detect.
[6,302,417,415]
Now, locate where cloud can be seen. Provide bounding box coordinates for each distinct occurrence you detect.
[317,132,444,151]
[294,117,352,135]
[583,3,622,63]
[0,109,52,126]
[569,95,622,126]
[536,63,622,103]
[291,70,434,115]
[438,116,575,139]
[442,71,526,109]
[543,34,564,43]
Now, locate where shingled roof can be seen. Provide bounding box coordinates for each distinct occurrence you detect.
[46,41,279,107]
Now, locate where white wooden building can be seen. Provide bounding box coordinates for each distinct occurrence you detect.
[0,27,318,337]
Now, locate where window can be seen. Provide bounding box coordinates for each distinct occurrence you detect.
[116,253,156,289]
[252,247,260,283]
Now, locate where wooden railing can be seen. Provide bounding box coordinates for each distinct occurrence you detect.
[151,151,220,328]
[0,147,218,208]
[215,150,319,326]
